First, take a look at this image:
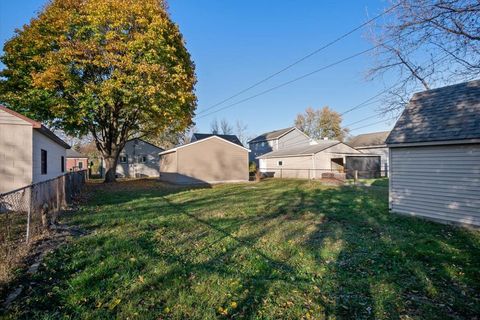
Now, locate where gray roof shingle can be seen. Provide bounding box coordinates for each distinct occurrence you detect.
[192,133,243,146]
[386,79,480,145]
[66,149,88,158]
[349,131,390,147]
[257,140,340,158]
[248,127,295,143]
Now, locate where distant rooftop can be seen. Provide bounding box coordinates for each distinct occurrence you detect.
[248,127,295,143]
[66,149,88,158]
[192,133,243,147]
[349,131,390,148]
[386,79,480,145]
[257,140,340,158]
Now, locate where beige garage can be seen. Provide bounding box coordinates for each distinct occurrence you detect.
[159,135,249,184]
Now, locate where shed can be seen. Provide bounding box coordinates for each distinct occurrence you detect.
[386,79,480,227]
[159,135,249,184]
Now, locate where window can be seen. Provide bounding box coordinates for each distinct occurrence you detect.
[278,160,283,166]
[119,155,127,163]
[261,141,266,147]
[61,156,65,172]
[140,155,147,163]
[41,149,47,175]
[78,161,83,169]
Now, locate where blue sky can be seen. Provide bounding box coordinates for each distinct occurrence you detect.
[0,0,399,138]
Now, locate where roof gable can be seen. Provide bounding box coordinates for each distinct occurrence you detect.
[387,79,480,145]
[0,105,70,149]
[160,135,249,155]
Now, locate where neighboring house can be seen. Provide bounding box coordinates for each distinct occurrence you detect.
[66,149,89,172]
[387,79,480,227]
[257,140,380,179]
[248,127,314,163]
[116,138,164,178]
[349,131,390,175]
[159,135,249,184]
[0,105,70,193]
[191,133,244,146]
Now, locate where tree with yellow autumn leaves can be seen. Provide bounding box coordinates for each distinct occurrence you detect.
[0,0,196,182]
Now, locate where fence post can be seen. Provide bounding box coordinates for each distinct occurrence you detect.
[280,168,283,179]
[26,186,32,243]
[354,170,358,184]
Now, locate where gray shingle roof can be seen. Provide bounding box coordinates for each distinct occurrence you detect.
[248,127,295,143]
[192,133,243,146]
[257,140,340,158]
[66,149,87,158]
[349,131,390,147]
[386,79,480,145]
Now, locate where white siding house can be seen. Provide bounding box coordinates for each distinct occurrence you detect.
[387,80,480,227]
[116,138,164,178]
[0,105,70,193]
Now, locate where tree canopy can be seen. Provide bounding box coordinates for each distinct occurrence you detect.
[294,106,349,141]
[0,0,197,181]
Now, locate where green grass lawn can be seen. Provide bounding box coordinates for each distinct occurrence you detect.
[2,179,479,319]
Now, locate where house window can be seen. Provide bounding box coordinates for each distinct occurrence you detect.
[261,141,266,147]
[278,160,283,166]
[61,156,65,173]
[119,155,127,163]
[41,149,47,175]
[78,161,83,169]
[140,155,147,163]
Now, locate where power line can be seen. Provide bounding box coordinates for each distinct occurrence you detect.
[195,30,415,120]
[196,3,401,115]
[343,111,385,127]
[349,117,399,132]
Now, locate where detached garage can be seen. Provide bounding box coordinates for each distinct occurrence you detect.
[159,135,249,184]
[387,79,480,227]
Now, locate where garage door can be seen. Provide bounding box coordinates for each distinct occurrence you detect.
[390,144,480,226]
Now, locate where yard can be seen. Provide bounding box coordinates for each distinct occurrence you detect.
[2,179,479,319]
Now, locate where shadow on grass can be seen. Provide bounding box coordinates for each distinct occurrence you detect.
[3,179,479,319]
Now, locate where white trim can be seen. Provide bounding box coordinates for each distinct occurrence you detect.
[159,135,250,155]
[387,139,480,148]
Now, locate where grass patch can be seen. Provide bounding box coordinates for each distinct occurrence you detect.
[2,179,479,319]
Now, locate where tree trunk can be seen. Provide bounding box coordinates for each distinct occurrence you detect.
[104,155,118,183]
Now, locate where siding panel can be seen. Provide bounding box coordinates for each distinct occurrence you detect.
[390,144,480,227]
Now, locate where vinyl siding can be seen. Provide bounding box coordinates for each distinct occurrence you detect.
[32,130,67,184]
[116,139,162,177]
[277,129,310,149]
[262,155,313,179]
[159,152,178,183]
[390,144,480,227]
[260,143,360,179]
[0,110,33,192]
[160,138,248,184]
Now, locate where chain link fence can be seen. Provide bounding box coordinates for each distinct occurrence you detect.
[259,168,388,181]
[0,170,86,284]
